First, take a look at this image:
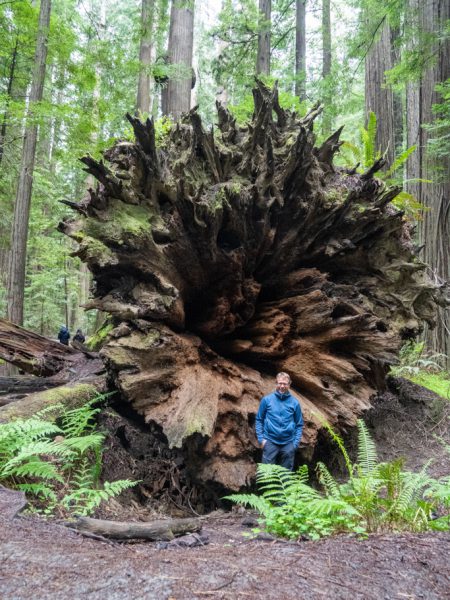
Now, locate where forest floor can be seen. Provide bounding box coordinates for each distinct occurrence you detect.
[1,376,449,600]
[1,494,449,600]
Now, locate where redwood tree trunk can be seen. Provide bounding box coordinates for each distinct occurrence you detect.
[321,0,332,134]
[0,36,18,166]
[136,0,155,116]
[6,0,52,326]
[161,0,195,119]
[406,0,450,365]
[295,0,306,100]
[58,82,446,491]
[365,18,395,167]
[256,0,271,76]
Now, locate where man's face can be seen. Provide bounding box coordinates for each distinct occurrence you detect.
[276,377,290,394]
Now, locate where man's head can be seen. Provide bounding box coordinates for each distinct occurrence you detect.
[275,372,291,395]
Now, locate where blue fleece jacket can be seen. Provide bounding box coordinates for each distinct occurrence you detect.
[255,390,303,447]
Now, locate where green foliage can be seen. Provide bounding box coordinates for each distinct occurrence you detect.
[0,395,137,517]
[390,341,446,378]
[226,420,448,540]
[424,78,450,162]
[338,111,426,219]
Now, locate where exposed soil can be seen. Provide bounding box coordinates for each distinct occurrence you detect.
[1,376,449,599]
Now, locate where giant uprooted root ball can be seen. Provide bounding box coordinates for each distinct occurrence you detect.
[59,82,446,490]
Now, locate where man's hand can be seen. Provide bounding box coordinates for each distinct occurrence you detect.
[261,439,267,449]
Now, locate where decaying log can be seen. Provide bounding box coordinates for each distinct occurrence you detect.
[55,81,448,491]
[71,516,201,541]
[0,318,103,381]
[0,376,59,405]
[0,381,104,422]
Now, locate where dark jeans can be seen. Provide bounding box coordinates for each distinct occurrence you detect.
[262,440,296,471]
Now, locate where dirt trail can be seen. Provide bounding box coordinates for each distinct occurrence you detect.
[1,493,449,600]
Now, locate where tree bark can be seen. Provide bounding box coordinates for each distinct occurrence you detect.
[0,36,18,166]
[406,0,450,365]
[6,0,52,326]
[136,0,155,116]
[295,0,306,100]
[365,18,395,167]
[161,0,195,119]
[321,0,332,134]
[58,82,447,490]
[256,0,271,76]
[71,516,201,540]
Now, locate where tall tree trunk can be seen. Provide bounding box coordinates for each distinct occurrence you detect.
[256,0,271,75]
[413,0,450,364]
[161,0,195,119]
[136,0,155,116]
[0,36,18,167]
[6,0,52,326]
[295,0,306,100]
[321,0,332,135]
[365,18,395,167]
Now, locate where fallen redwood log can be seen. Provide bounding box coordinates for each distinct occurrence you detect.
[0,376,60,405]
[0,380,105,422]
[0,318,103,381]
[71,516,201,541]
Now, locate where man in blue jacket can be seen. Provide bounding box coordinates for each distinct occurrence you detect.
[255,372,303,471]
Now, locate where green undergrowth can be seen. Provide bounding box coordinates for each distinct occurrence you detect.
[225,420,450,540]
[0,394,138,517]
[409,371,450,399]
[390,341,450,400]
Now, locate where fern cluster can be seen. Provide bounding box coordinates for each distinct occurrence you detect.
[0,395,137,516]
[226,420,450,540]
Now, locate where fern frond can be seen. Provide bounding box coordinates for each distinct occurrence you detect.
[308,497,361,518]
[17,482,57,502]
[60,395,104,437]
[256,463,295,504]
[316,462,341,498]
[60,433,105,455]
[2,440,75,474]
[383,463,433,520]
[365,111,377,166]
[320,421,354,477]
[356,420,378,476]
[385,145,416,178]
[224,493,272,516]
[10,459,63,483]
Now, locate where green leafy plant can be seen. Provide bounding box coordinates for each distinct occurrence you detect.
[226,420,447,540]
[0,396,138,516]
[338,112,427,220]
[390,340,446,378]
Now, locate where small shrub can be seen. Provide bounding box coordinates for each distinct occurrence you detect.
[0,395,138,517]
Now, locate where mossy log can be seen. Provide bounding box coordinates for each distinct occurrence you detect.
[57,81,447,491]
[0,381,104,422]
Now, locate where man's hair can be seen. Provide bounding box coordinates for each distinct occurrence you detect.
[276,372,291,384]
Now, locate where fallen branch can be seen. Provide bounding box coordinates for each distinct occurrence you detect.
[70,516,202,541]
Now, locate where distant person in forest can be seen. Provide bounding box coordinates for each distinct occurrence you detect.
[255,372,303,471]
[58,325,70,345]
[73,329,86,344]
